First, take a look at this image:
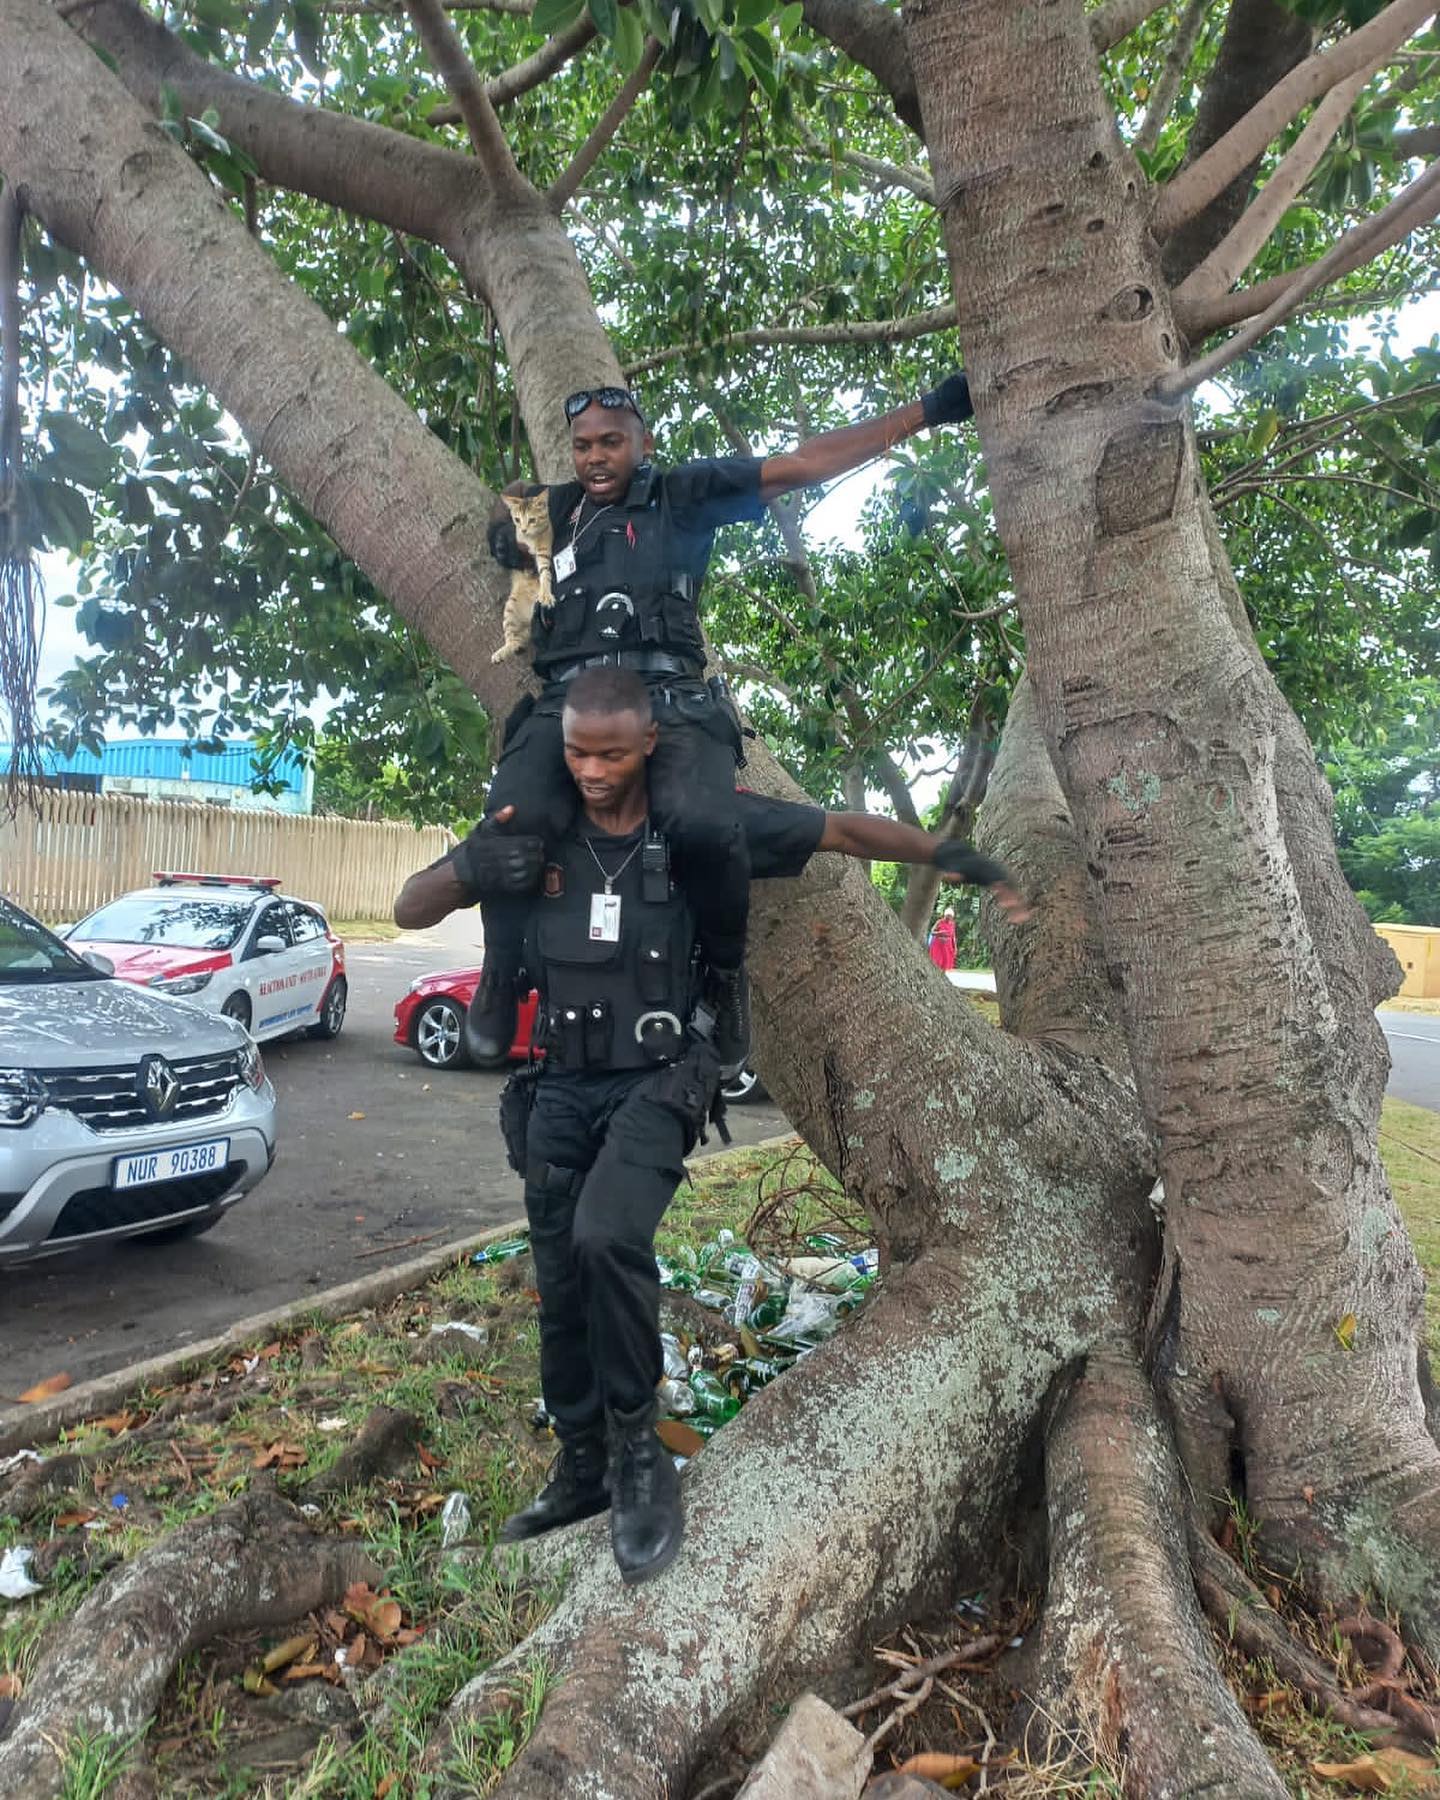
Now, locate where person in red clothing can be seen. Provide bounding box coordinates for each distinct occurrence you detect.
[928,907,958,972]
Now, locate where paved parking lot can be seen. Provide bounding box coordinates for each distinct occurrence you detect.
[0,912,789,1398]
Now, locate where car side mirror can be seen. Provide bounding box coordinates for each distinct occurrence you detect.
[80,950,115,976]
[256,935,287,954]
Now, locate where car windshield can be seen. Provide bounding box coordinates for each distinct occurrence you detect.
[0,899,104,983]
[70,895,253,950]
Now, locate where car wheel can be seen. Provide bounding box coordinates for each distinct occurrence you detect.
[133,1208,227,1244]
[414,997,471,1069]
[722,1063,767,1104]
[308,975,348,1040]
[221,992,252,1030]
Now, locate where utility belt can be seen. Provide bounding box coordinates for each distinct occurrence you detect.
[548,649,705,685]
[540,998,691,1070]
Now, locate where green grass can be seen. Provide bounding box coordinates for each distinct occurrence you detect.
[331,917,400,943]
[1382,1096,1440,1351]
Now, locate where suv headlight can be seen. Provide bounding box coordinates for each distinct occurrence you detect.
[0,1070,47,1127]
[151,971,215,996]
[238,1041,266,1092]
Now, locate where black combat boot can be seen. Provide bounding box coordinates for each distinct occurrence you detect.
[497,1433,609,1543]
[708,961,751,1078]
[464,961,520,1066]
[608,1401,683,1585]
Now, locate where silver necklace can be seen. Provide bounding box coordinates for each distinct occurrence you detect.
[569,498,614,553]
[584,827,646,895]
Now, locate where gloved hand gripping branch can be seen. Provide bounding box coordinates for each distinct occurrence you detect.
[920,372,974,428]
[932,841,1011,887]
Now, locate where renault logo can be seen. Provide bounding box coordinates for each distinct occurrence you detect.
[139,1055,180,1119]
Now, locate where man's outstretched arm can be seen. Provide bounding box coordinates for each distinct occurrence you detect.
[394,808,542,930]
[756,375,973,502]
[818,809,1033,924]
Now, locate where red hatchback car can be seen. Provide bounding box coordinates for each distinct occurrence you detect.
[393,966,765,1100]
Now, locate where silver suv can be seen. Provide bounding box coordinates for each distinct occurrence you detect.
[0,897,277,1263]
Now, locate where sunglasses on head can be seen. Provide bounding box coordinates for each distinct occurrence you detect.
[563,387,645,425]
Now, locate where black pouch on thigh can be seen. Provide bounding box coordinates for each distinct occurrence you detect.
[498,1063,542,1174]
[647,1042,722,1153]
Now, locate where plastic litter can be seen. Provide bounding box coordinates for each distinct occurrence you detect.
[440,1492,472,1548]
[429,1320,489,1343]
[472,1237,530,1265]
[0,1547,42,1600]
[660,1334,689,1380]
[0,1450,43,1480]
[658,1377,696,1416]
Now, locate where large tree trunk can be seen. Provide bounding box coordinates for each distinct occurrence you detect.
[906,0,1434,1649]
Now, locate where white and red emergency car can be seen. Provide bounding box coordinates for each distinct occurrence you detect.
[66,873,347,1045]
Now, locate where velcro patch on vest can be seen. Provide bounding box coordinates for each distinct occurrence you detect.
[543,864,564,898]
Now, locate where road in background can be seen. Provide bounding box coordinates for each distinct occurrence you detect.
[1381,1009,1440,1112]
[0,908,788,1397]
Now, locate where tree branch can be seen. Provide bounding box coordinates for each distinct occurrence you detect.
[1161,155,1440,396]
[1397,123,1440,158]
[1174,159,1440,339]
[1089,0,1171,55]
[797,126,935,203]
[1172,68,1368,314]
[69,0,487,255]
[1153,0,1434,238]
[624,303,956,377]
[1134,0,1211,156]
[404,0,520,182]
[548,38,661,213]
[427,14,597,121]
[799,0,921,135]
[321,0,532,11]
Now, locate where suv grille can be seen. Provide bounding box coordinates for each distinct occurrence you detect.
[49,1163,243,1240]
[44,1051,245,1134]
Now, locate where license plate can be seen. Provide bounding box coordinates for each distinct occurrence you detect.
[113,1137,230,1189]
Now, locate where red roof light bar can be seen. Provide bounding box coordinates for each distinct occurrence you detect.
[152,872,282,891]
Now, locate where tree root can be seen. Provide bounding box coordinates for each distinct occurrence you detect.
[1029,1349,1289,1797]
[0,1481,378,1799]
[434,1259,1100,1800]
[297,1405,421,1503]
[0,1390,247,1523]
[1188,1533,1432,1742]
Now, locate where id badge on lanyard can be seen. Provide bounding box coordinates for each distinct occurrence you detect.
[553,544,578,582]
[589,893,622,942]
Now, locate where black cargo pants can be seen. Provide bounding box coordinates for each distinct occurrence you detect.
[522,1054,716,1440]
[482,680,750,982]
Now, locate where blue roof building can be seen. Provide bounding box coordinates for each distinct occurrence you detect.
[0,738,314,814]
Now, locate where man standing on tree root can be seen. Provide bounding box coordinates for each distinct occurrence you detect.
[396,667,1029,1586]
[472,374,978,1080]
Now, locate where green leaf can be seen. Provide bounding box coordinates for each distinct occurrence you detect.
[244,0,282,63]
[1247,408,1282,454]
[187,115,235,158]
[31,479,94,555]
[611,3,646,70]
[531,0,585,30]
[777,2,803,35]
[587,0,619,38]
[291,0,325,75]
[1423,411,1440,448]
[41,414,116,488]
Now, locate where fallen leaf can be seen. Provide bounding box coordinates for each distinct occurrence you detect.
[1243,1688,1292,1715]
[242,1666,278,1697]
[91,1410,138,1435]
[253,1441,308,1471]
[738,1325,763,1359]
[286,1663,329,1681]
[417,1444,445,1472]
[1303,1484,1316,1506]
[375,1776,398,1800]
[348,1111,367,1121]
[895,1752,983,1785]
[656,1418,705,1458]
[343,1582,404,1641]
[1335,1312,1358,1351]
[335,1322,364,1342]
[262,1634,317,1675]
[53,1510,99,1530]
[0,1673,20,1700]
[18,1373,71,1403]
[1313,1750,1440,1791]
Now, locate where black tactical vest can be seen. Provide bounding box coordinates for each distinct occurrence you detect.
[528,825,698,1070]
[530,467,709,680]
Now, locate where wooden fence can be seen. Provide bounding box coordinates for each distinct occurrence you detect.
[0,791,454,922]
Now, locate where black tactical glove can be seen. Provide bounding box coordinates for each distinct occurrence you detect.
[920,372,974,428]
[933,841,1010,888]
[449,822,545,898]
[486,509,528,572]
